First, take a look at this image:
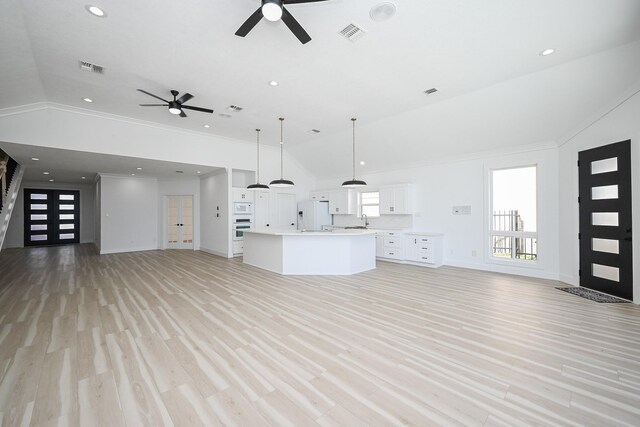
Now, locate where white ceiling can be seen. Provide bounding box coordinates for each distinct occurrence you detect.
[0,142,221,184]
[1,0,640,178]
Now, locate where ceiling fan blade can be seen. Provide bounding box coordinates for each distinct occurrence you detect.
[182,105,214,114]
[281,7,311,44]
[235,7,263,37]
[179,110,187,118]
[285,0,329,4]
[176,93,193,105]
[139,104,168,107]
[137,89,169,103]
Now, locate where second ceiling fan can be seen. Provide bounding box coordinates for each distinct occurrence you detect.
[235,0,329,45]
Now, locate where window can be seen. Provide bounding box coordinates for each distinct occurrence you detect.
[360,191,380,217]
[490,166,537,261]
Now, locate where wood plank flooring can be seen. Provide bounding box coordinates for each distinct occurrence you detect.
[1,244,639,426]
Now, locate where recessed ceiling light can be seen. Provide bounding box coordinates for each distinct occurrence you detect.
[540,48,555,56]
[370,2,396,22]
[360,161,365,165]
[136,167,142,170]
[32,157,39,161]
[131,173,135,176]
[197,171,202,174]
[82,176,86,179]
[269,81,279,87]
[43,171,50,175]
[85,5,106,17]
[203,124,211,128]
[83,98,93,103]
[49,179,54,182]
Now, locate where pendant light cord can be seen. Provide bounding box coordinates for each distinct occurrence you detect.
[279,117,284,179]
[352,118,356,180]
[256,129,261,183]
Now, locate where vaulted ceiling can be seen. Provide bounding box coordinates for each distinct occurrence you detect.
[2,0,640,178]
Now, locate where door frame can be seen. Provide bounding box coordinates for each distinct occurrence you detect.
[162,194,196,250]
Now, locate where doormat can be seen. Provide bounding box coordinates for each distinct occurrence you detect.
[556,287,630,303]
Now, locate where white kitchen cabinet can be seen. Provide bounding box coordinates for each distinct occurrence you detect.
[275,192,297,229]
[377,231,404,260]
[328,190,354,215]
[405,233,443,267]
[254,190,271,229]
[379,184,412,215]
[232,188,254,203]
[310,191,330,201]
[375,234,384,257]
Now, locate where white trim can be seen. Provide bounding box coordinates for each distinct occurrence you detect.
[445,259,559,281]
[199,246,231,258]
[100,245,158,255]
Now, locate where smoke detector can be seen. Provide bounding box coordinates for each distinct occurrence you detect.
[370,2,396,22]
[338,23,367,42]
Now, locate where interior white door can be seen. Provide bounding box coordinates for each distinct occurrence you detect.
[166,195,194,249]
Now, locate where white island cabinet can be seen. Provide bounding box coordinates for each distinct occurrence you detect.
[243,229,376,275]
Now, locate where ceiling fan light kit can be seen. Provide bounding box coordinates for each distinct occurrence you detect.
[248,129,270,190]
[137,89,214,118]
[342,118,367,188]
[235,0,329,44]
[270,117,295,187]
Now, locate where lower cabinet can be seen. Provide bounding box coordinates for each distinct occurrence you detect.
[405,234,444,267]
[376,231,444,268]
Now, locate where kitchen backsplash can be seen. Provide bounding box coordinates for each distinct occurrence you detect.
[332,214,413,230]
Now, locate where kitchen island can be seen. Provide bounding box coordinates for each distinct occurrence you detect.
[243,229,376,275]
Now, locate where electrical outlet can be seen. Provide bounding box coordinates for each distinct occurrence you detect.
[471,250,477,257]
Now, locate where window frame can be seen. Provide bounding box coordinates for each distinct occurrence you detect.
[359,190,380,218]
[487,164,540,267]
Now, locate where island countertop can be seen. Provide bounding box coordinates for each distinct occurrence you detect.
[244,229,377,236]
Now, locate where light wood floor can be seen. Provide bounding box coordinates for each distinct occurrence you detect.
[0,245,639,426]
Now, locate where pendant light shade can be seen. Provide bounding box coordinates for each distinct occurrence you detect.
[342,117,367,187]
[270,117,295,187]
[248,128,269,190]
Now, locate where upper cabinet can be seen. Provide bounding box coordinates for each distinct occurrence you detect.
[379,184,412,215]
[232,188,254,203]
[328,189,354,215]
[310,191,330,201]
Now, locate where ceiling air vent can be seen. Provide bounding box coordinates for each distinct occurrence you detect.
[79,60,104,74]
[228,105,243,112]
[339,23,366,42]
[310,129,321,134]
[424,88,438,95]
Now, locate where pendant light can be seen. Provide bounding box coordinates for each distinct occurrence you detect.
[269,117,295,187]
[248,129,269,189]
[342,118,367,187]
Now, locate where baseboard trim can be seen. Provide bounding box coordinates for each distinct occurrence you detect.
[199,247,230,258]
[559,274,578,286]
[444,260,560,281]
[100,246,159,255]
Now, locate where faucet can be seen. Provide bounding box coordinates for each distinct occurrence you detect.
[362,214,369,227]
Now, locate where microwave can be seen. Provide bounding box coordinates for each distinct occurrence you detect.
[234,202,253,215]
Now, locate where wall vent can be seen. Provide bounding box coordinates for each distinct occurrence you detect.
[79,61,104,74]
[424,88,438,95]
[338,23,367,42]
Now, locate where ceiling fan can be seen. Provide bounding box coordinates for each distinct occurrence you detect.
[137,89,214,118]
[235,0,329,45]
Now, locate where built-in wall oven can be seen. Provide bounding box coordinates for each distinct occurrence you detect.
[232,215,253,241]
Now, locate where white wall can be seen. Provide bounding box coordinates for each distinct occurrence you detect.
[200,170,229,257]
[98,174,158,254]
[157,177,200,250]
[558,83,640,303]
[317,146,560,280]
[3,180,95,248]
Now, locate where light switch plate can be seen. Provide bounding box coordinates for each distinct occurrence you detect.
[452,205,471,215]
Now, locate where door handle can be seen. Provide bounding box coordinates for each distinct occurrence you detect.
[291,223,294,226]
